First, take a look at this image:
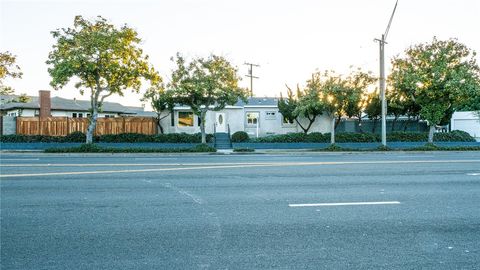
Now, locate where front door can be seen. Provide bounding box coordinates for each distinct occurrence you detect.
[215,113,226,132]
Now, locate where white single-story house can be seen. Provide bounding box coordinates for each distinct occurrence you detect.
[160,97,331,137]
[451,111,480,141]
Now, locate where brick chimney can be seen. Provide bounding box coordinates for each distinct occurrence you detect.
[39,90,51,117]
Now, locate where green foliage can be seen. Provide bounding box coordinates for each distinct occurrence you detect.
[0,132,214,143]
[169,53,248,143]
[390,37,480,129]
[293,82,324,133]
[331,132,380,143]
[376,145,393,151]
[0,51,23,95]
[46,15,160,143]
[364,90,381,121]
[278,87,298,126]
[233,147,255,152]
[142,85,174,134]
[65,131,86,142]
[44,143,217,153]
[231,131,249,142]
[434,130,476,142]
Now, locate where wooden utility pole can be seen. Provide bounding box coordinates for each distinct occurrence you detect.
[244,62,259,97]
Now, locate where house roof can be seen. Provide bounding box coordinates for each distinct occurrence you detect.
[235,97,279,107]
[0,95,139,114]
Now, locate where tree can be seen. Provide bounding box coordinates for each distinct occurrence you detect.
[142,85,174,134]
[390,37,480,143]
[309,71,346,144]
[168,53,248,143]
[364,90,382,133]
[0,51,23,95]
[47,16,160,143]
[343,69,376,132]
[386,88,406,132]
[278,86,298,126]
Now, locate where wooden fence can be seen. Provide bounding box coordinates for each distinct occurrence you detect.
[16,117,157,136]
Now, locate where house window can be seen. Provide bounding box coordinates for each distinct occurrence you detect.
[265,111,276,120]
[178,111,194,127]
[72,113,77,118]
[170,113,175,126]
[283,116,295,125]
[246,112,259,126]
[78,113,83,118]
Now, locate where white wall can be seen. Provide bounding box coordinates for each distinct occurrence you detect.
[155,106,335,136]
[451,111,480,141]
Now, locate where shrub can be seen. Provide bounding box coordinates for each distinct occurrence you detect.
[434,130,476,142]
[44,143,217,153]
[64,131,86,142]
[233,147,255,152]
[305,132,328,142]
[387,131,427,142]
[231,131,249,142]
[331,132,380,143]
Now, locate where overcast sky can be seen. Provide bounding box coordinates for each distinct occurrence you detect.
[1,0,479,108]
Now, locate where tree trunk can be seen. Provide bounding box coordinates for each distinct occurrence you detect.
[156,113,164,134]
[200,110,207,144]
[358,117,363,133]
[428,125,435,143]
[295,118,308,134]
[330,117,335,145]
[86,105,98,144]
[334,116,341,130]
[372,119,377,133]
[391,116,398,132]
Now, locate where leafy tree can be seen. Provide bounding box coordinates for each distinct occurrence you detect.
[390,37,480,143]
[15,93,31,103]
[386,88,407,131]
[142,85,174,134]
[278,86,298,125]
[309,71,346,144]
[0,51,23,95]
[364,90,381,133]
[343,69,376,132]
[47,16,160,143]
[169,53,248,143]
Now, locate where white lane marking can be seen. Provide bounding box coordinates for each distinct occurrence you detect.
[467,173,480,176]
[289,201,401,207]
[0,158,40,161]
[0,164,273,178]
[2,159,480,178]
[0,162,274,167]
[3,159,480,168]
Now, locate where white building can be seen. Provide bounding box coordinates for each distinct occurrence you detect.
[451,111,480,141]
[160,97,331,137]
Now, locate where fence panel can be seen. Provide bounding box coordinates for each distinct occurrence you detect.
[16,117,157,136]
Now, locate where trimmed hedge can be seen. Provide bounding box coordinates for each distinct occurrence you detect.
[1,130,475,143]
[231,131,249,142]
[0,132,214,143]
[44,143,217,153]
[249,130,475,143]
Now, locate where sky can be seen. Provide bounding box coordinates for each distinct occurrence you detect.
[1,0,479,109]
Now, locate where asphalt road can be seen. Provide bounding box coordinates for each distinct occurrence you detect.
[1,151,480,269]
